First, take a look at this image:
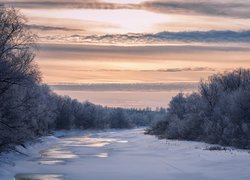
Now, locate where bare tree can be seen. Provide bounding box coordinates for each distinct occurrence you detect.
[0,7,41,148]
[0,6,40,96]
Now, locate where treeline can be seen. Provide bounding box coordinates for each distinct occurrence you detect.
[147,69,250,149]
[53,96,165,130]
[0,7,166,152]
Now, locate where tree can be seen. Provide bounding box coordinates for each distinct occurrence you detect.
[110,108,130,129]
[0,7,39,96]
[0,6,40,150]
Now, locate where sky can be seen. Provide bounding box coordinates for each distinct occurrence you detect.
[3,0,250,109]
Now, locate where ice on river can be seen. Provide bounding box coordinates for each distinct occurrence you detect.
[1,128,250,180]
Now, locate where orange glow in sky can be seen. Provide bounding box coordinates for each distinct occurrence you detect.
[5,0,250,108]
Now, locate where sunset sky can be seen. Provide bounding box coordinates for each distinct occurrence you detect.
[3,0,250,108]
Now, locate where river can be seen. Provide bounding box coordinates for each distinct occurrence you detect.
[1,129,250,180]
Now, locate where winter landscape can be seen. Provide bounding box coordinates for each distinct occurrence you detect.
[1,0,250,180]
[2,129,250,180]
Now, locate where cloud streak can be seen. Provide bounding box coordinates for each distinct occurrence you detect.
[142,67,216,72]
[142,1,250,18]
[3,0,250,18]
[2,0,138,9]
[38,43,250,64]
[40,30,250,44]
[50,83,198,92]
[78,67,216,73]
[27,24,84,32]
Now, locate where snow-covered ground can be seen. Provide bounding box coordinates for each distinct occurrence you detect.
[1,128,250,180]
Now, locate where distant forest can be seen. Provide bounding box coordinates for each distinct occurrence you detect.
[147,69,250,149]
[0,7,166,152]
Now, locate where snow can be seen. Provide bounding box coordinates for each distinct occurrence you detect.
[1,129,250,180]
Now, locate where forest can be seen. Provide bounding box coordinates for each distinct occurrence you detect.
[0,7,166,152]
[147,69,250,149]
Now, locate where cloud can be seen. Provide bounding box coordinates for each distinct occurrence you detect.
[153,30,250,43]
[2,0,138,9]
[3,0,250,18]
[40,30,250,45]
[27,24,84,32]
[37,43,250,64]
[141,1,250,18]
[49,83,198,92]
[152,30,250,43]
[78,67,216,72]
[142,67,216,72]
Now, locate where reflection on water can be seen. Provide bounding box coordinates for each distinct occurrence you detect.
[63,136,128,148]
[38,160,65,165]
[117,140,128,143]
[14,174,65,180]
[82,142,110,147]
[95,153,108,158]
[41,148,78,159]
[36,135,128,163]
[15,133,129,179]
[79,152,109,158]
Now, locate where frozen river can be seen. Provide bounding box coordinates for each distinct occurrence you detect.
[1,129,250,180]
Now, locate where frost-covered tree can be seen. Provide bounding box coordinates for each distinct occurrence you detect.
[0,7,40,149]
[147,69,250,149]
[0,7,39,96]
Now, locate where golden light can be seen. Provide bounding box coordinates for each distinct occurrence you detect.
[23,9,172,34]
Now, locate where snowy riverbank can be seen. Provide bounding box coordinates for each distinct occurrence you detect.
[1,129,250,180]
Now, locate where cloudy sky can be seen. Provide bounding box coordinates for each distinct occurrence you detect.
[3,0,250,108]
